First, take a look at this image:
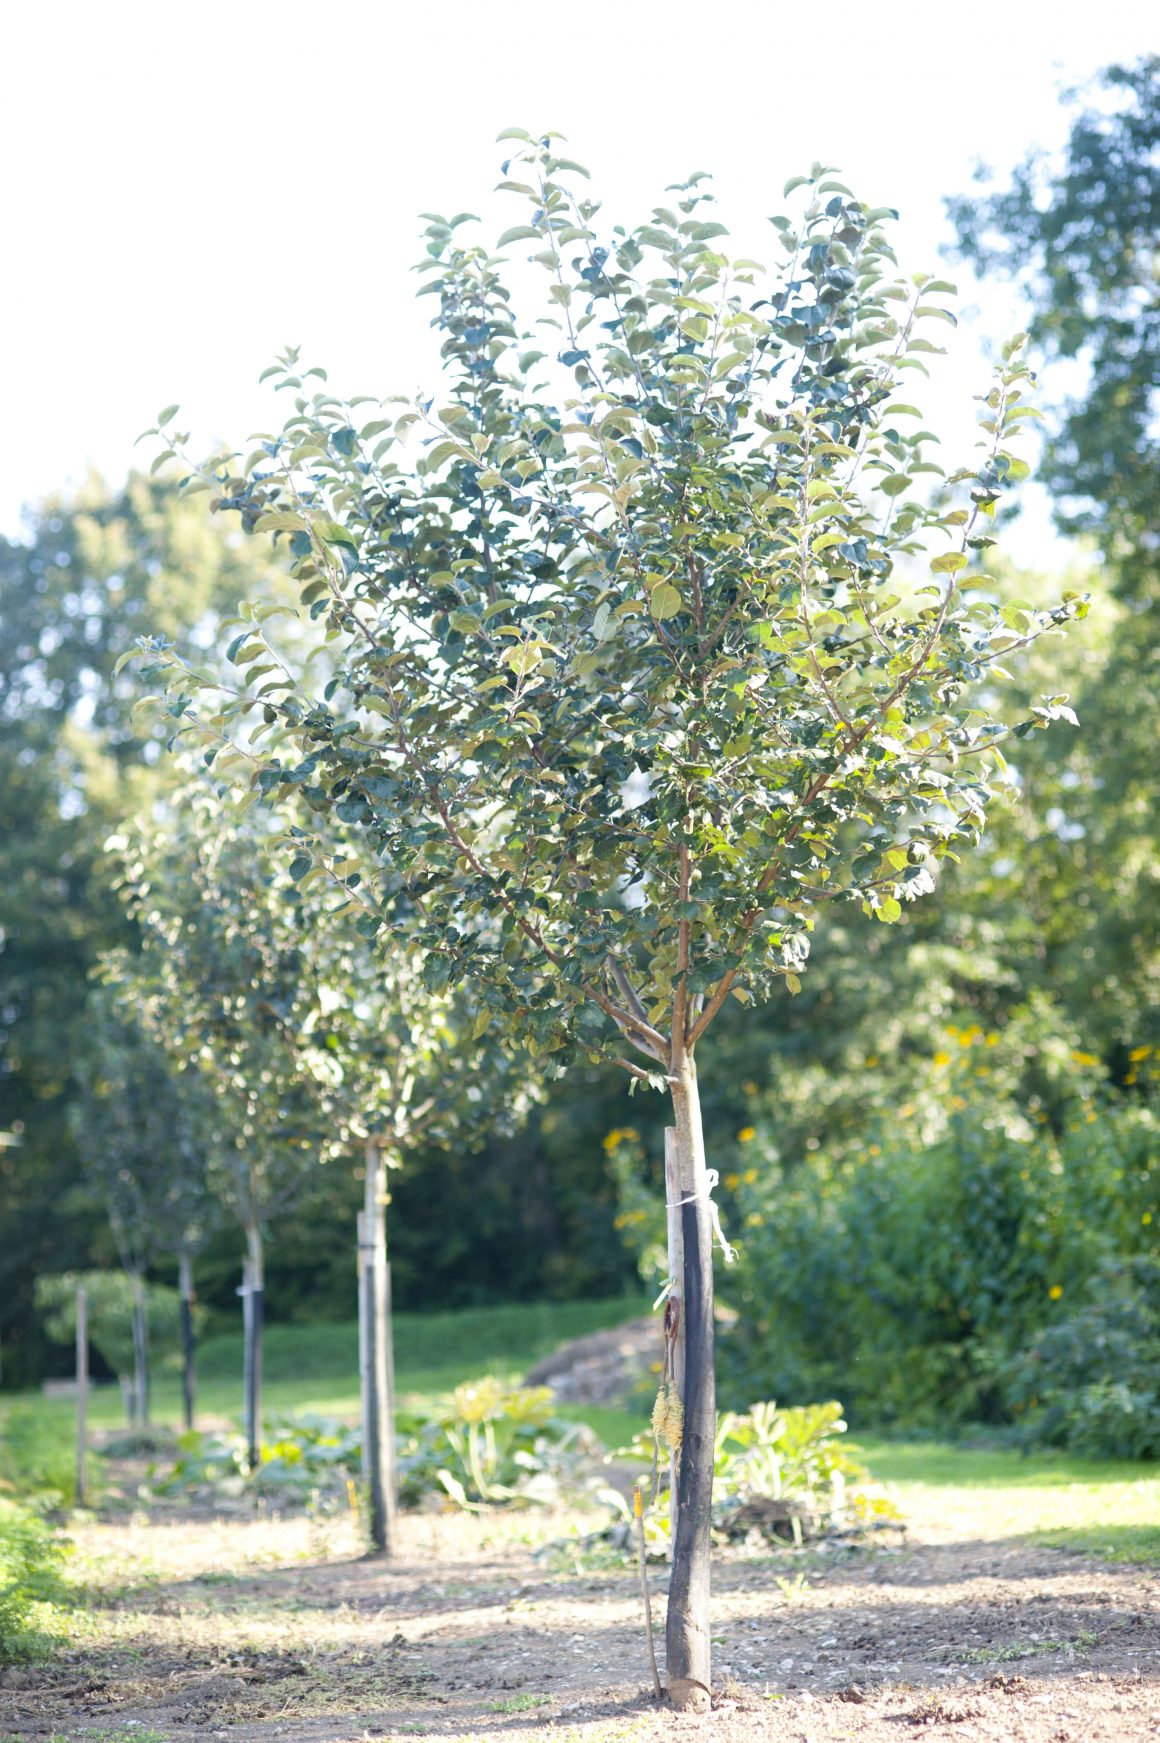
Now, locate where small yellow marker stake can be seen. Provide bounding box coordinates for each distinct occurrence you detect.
[635,1480,662,1699]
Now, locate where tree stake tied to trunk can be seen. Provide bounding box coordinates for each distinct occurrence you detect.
[133,134,1083,1705]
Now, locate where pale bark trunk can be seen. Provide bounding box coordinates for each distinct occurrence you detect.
[664,1050,715,1713]
[360,1138,397,1554]
[131,1271,150,1427]
[243,1223,264,1471]
[179,1250,196,1431]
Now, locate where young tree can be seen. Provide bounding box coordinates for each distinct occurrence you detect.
[82,977,220,1428]
[293,883,536,1552]
[131,138,1083,1706]
[111,794,333,1469]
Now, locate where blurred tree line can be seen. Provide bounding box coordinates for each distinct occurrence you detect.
[1,57,1155,1409]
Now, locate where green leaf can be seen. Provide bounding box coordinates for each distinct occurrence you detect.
[157,404,180,427]
[649,584,682,621]
[496,226,542,247]
[930,552,968,574]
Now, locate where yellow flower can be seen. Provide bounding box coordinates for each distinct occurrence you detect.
[899,1103,915,1118]
[985,1033,999,1047]
[1143,1212,1154,1227]
[602,1125,640,1154]
[737,1126,756,1143]
[743,1168,758,1185]
[868,1143,881,1157]
[1048,1284,1063,1301]
[865,1054,880,1068]
[1071,1050,1101,1067]
[933,1051,951,1068]
[724,1173,741,1191]
[746,1212,765,1228]
[1128,1046,1153,1063]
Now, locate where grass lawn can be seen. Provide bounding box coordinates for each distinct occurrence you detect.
[3,1296,1157,1561]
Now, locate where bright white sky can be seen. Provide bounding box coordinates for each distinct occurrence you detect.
[2,1,1152,563]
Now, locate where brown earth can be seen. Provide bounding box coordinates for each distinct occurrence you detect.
[1,1474,1157,1743]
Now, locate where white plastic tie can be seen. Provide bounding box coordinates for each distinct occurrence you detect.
[665,1168,736,1265]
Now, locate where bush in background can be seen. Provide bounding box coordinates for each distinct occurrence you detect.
[714,1012,1158,1453]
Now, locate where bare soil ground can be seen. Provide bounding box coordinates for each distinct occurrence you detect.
[1,1475,1157,1743]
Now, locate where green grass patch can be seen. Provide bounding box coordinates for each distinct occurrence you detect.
[489,1693,552,1714]
[2,1294,651,1441]
[857,1435,1159,1560]
[857,1435,1154,1489]
[1028,1523,1160,1564]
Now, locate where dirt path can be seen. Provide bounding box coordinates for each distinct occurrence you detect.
[2,1491,1157,1743]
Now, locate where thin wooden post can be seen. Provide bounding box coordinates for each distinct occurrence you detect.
[664,1053,715,1713]
[361,1138,396,1553]
[664,1127,685,1556]
[241,1232,264,1474]
[75,1283,88,1508]
[179,1250,196,1431]
[131,1272,150,1427]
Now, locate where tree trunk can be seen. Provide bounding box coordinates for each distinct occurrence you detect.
[243,1224,264,1472]
[131,1271,150,1428]
[664,1050,715,1713]
[360,1138,397,1554]
[179,1250,197,1432]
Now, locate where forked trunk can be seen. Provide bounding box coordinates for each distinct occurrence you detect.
[178,1250,197,1431]
[664,1050,715,1712]
[243,1223,264,1471]
[131,1271,150,1427]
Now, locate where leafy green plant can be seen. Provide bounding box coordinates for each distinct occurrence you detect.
[721,1015,1159,1446]
[160,1414,362,1499]
[0,1404,87,1508]
[158,1384,593,1511]
[989,1256,1160,1459]
[0,1500,70,1663]
[397,1378,596,1509]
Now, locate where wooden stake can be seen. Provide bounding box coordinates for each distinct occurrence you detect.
[635,1481,662,1700]
[361,1138,397,1553]
[75,1283,88,1508]
[178,1250,196,1432]
[664,1128,685,1552]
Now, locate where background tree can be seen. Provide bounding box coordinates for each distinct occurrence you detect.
[77,980,220,1427]
[0,476,288,1388]
[276,835,539,1549]
[132,138,1082,1705]
[949,55,1160,1058]
[111,791,334,1469]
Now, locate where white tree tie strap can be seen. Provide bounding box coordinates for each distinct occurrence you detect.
[666,1168,736,1264]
